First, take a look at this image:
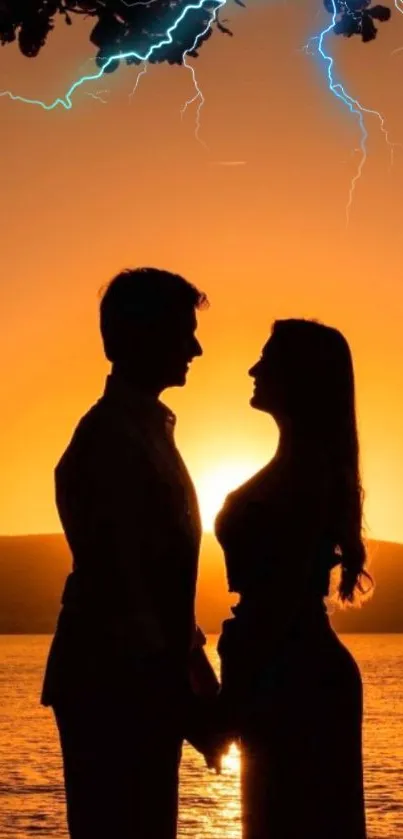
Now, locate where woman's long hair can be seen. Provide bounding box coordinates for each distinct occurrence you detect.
[271,319,373,604]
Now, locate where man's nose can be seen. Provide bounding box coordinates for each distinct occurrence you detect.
[192,337,203,358]
[248,362,258,377]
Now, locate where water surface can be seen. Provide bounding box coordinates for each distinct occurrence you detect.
[0,634,402,838]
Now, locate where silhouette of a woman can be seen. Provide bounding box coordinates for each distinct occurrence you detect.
[215,320,369,839]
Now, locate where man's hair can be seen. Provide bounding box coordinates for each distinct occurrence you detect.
[99,267,208,362]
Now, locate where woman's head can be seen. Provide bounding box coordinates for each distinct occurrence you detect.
[249,319,354,429]
[249,318,372,604]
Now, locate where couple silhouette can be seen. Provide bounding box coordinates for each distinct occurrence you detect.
[41,267,370,839]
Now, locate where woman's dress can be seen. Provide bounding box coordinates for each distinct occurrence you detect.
[215,468,367,839]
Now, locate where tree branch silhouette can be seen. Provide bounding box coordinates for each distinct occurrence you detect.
[0,0,393,68]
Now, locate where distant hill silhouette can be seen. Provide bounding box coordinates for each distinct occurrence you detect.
[0,533,402,633]
[0,535,71,633]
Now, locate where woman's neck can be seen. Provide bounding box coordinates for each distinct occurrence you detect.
[274,418,324,471]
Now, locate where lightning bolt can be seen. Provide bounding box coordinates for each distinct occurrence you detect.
[180,5,225,149]
[181,56,208,148]
[85,89,109,104]
[0,0,226,112]
[129,62,148,100]
[121,0,160,6]
[391,0,403,53]
[307,0,397,224]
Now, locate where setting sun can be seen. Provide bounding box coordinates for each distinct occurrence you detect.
[196,461,262,532]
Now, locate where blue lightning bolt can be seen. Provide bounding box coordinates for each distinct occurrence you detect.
[307,0,397,223]
[0,0,226,112]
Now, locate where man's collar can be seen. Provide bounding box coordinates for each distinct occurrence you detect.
[103,373,176,429]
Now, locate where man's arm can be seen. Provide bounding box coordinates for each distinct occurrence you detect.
[57,414,167,656]
[189,626,220,697]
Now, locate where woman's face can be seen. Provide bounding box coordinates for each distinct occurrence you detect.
[249,334,288,416]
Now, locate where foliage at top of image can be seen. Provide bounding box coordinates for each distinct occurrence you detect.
[325,0,391,42]
[0,0,393,70]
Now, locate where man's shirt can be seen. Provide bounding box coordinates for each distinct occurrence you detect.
[41,373,203,706]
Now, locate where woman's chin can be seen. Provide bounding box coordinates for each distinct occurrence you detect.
[250,391,268,412]
[250,392,261,409]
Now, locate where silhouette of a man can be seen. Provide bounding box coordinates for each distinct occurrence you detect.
[41,267,214,839]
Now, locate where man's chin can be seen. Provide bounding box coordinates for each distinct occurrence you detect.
[165,371,188,388]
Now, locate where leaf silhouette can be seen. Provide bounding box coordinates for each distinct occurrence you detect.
[323,0,391,42]
[369,4,391,20]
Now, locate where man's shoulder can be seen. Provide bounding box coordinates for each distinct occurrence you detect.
[55,399,116,473]
[68,398,113,444]
[55,397,146,479]
[73,398,114,441]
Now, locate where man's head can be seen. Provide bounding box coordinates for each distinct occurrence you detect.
[99,267,207,394]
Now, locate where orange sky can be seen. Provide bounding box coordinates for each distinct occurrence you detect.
[1,0,403,541]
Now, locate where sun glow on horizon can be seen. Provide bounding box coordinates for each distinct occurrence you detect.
[221,742,241,774]
[196,460,262,532]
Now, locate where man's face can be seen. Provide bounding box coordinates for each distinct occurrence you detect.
[124,307,203,392]
[158,307,203,388]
